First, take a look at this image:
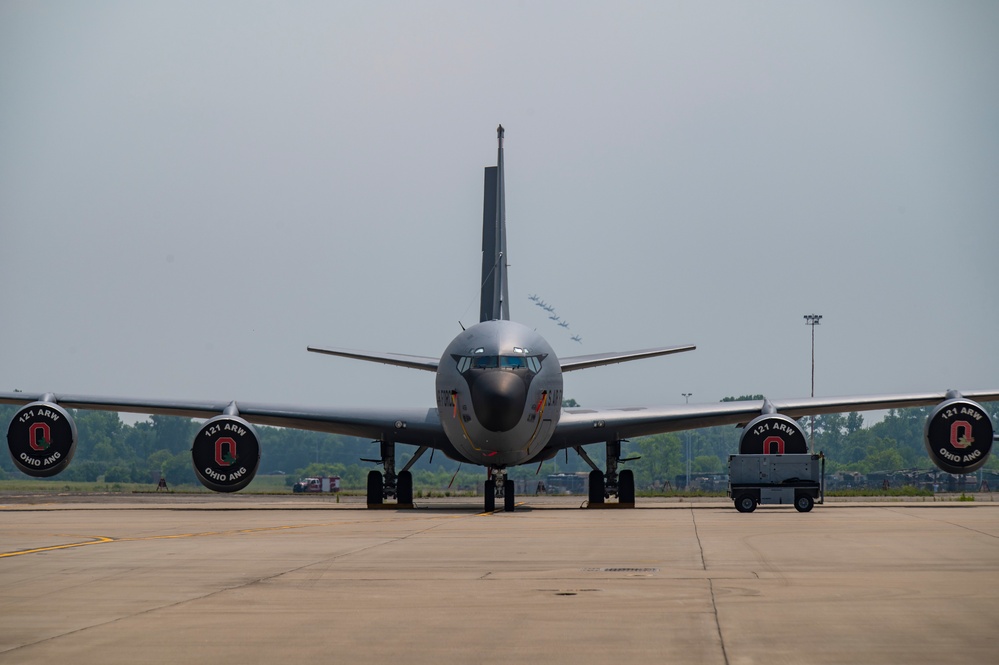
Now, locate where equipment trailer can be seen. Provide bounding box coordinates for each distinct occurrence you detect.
[727,453,825,513]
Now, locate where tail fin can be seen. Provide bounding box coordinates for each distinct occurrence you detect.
[479,125,509,322]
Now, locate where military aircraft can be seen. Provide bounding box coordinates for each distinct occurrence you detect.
[558,321,570,329]
[571,335,583,343]
[3,126,997,512]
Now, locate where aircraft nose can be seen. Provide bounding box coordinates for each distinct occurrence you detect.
[470,370,528,432]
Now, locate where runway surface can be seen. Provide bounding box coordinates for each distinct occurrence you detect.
[1,495,997,664]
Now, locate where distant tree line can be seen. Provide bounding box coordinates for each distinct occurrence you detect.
[1,398,996,490]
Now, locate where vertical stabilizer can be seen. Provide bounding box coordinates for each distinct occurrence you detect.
[479,125,509,322]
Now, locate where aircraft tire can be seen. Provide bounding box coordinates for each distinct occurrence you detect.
[619,469,635,504]
[397,470,413,505]
[734,493,756,513]
[484,479,496,512]
[366,471,384,506]
[794,494,814,513]
[503,479,515,512]
[588,470,605,504]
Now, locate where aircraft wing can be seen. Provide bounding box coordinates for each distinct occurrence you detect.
[306,346,440,371]
[559,345,696,372]
[547,389,999,449]
[0,391,452,450]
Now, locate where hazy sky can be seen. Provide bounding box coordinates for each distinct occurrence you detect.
[2,1,997,418]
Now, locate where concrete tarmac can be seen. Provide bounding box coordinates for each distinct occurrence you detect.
[1,495,997,664]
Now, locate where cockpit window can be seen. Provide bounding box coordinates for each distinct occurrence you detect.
[453,353,546,373]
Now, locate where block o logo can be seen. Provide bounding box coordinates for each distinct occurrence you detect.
[191,415,260,492]
[7,402,78,477]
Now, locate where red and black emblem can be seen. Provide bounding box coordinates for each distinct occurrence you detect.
[925,398,994,474]
[191,415,261,492]
[739,413,807,455]
[6,401,78,477]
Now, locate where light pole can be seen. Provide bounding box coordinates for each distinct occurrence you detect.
[682,393,692,489]
[803,314,822,453]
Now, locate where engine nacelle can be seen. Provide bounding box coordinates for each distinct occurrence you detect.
[6,401,78,477]
[925,398,993,474]
[739,413,808,455]
[191,415,261,492]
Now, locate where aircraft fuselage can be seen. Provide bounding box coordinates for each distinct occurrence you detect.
[435,320,563,467]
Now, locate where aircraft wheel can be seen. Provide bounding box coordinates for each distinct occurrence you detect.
[588,470,605,504]
[619,469,635,504]
[397,470,413,505]
[366,471,384,506]
[484,479,496,512]
[734,493,756,513]
[794,494,814,513]
[503,479,515,512]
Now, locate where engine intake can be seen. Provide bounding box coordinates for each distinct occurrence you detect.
[924,398,993,474]
[739,413,807,455]
[191,415,261,492]
[6,401,78,477]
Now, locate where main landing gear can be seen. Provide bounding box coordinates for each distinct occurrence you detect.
[577,440,636,507]
[484,468,515,512]
[365,441,425,508]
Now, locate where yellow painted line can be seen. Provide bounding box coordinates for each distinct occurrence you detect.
[0,513,473,558]
[477,500,530,516]
[0,536,115,558]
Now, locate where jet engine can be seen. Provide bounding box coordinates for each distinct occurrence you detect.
[191,415,261,492]
[924,396,994,474]
[739,413,808,455]
[6,401,78,477]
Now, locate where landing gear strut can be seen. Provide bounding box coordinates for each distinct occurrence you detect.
[364,440,416,508]
[580,440,636,507]
[484,468,515,512]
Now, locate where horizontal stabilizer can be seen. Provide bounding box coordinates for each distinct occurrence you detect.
[559,344,696,372]
[307,346,439,371]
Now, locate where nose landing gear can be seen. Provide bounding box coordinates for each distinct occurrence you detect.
[484,467,515,512]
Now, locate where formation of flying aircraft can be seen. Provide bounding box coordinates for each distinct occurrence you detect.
[529,295,576,336]
[3,126,997,512]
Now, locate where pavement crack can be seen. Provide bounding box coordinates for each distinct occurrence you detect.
[881,506,999,539]
[2,516,464,656]
[707,578,731,665]
[691,509,729,665]
[690,506,708,571]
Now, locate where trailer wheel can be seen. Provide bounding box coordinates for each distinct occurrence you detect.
[794,494,814,513]
[734,493,756,513]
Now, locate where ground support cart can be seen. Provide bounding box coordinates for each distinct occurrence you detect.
[727,453,825,513]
